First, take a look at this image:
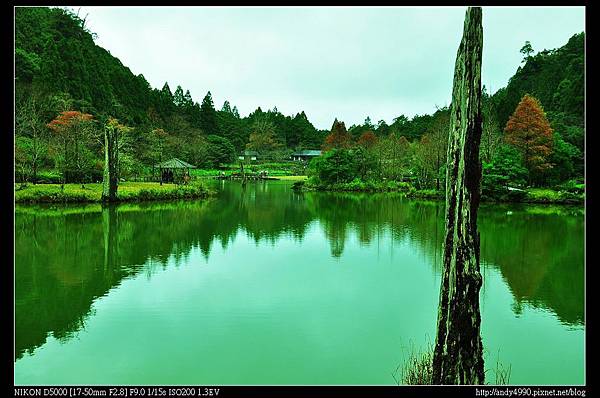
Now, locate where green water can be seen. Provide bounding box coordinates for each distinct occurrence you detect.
[14,181,585,385]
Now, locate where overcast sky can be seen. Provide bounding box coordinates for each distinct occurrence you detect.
[76,6,585,129]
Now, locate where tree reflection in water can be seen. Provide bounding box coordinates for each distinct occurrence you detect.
[14,182,584,360]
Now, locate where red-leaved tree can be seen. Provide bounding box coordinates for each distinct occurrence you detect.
[47,111,95,187]
[323,119,353,151]
[504,94,553,183]
[357,130,378,149]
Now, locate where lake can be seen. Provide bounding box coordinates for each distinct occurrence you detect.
[14,180,585,385]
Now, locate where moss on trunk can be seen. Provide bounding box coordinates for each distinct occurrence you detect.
[431,7,485,385]
[102,124,119,202]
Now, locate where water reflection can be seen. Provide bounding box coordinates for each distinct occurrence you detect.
[478,204,584,326]
[14,181,584,360]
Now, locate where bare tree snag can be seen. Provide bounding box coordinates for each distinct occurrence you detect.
[102,123,119,202]
[431,7,485,385]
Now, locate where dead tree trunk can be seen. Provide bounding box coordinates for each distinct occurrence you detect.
[102,124,119,202]
[431,7,484,385]
[112,130,119,194]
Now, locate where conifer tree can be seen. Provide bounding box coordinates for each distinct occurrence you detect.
[199,91,219,136]
[323,119,353,150]
[173,85,185,107]
[504,94,554,183]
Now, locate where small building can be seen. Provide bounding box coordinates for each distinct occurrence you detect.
[153,158,196,183]
[291,149,322,162]
[239,150,260,161]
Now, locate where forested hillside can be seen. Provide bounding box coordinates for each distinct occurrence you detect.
[15,7,326,179]
[493,34,584,128]
[491,34,584,184]
[15,7,584,191]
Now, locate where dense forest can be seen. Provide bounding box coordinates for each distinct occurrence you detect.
[15,7,584,196]
[309,33,584,197]
[15,7,327,182]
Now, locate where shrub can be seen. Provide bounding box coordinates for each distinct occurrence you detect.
[310,149,357,185]
[403,189,443,199]
[34,170,63,184]
[558,179,585,194]
[525,188,583,204]
[291,180,305,191]
[482,145,528,201]
[15,186,97,203]
[15,182,212,203]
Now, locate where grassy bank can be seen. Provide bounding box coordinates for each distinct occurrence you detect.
[522,188,584,204]
[294,179,444,199]
[14,182,213,203]
[294,179,584,205]
[275,175,309,181]
[201,174,308,182]
[190,161,306,178]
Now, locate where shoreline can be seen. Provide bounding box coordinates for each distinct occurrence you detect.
[293,182,585,206]
[14,182,214,204]
[14,179,584,206]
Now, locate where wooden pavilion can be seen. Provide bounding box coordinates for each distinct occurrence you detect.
[153,158,196,184]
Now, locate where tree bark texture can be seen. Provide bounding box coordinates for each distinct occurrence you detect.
[431,6,485,385]
[102,125,119,202]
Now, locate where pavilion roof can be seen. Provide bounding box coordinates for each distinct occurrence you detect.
[154,157,196,169]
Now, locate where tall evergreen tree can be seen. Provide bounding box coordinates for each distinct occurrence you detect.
[158,82,175,116]
[504,94,554,183]
[199,91,219,136]
[323,119,353,150]
[173,85,185,107]
[217,104,245,151]
[161,83,173,102]
[221,100,232,113]
[183,90,193,107]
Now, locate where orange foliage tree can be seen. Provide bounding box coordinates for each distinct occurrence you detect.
[47,111,95,186]
[47,110,93,130]
[323,119,353,151]
[504,94,553,182]
[357,130,378,149]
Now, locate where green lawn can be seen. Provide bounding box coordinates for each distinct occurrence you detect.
[189,161,306,177]
[15,182,212,203]
[525,188,584,204]
[276,175,308,181]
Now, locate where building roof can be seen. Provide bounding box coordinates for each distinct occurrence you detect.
[155,158,196,169]
[292,150,322,156]
[242,150,260,156]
